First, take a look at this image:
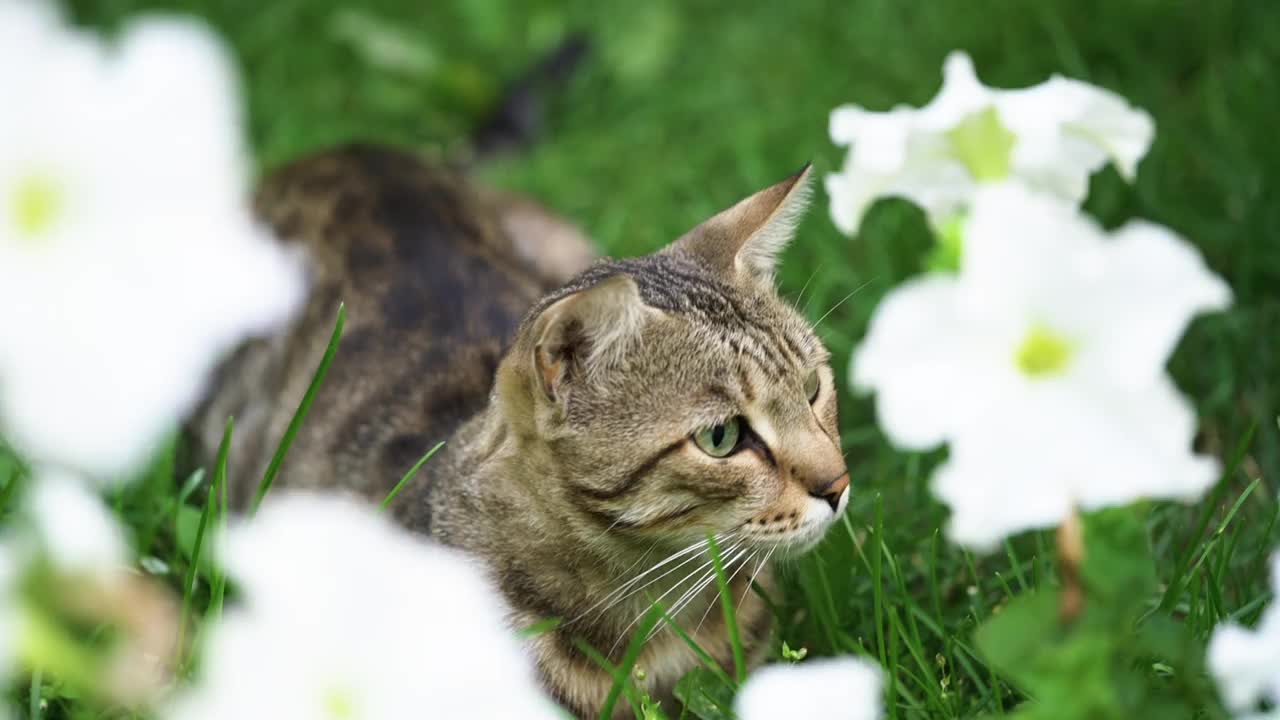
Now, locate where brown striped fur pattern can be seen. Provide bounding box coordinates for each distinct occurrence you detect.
[190,145,849,719]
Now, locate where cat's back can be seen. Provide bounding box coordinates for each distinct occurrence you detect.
[193,145,587,507]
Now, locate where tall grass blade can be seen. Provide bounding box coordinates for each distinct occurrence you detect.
[600,604,662,719]
[251,303,345,514]
[381,440,445,510]
[707,534,747,683]
[655,605,734,688]
[178,417,232,671]
[1159,421,1256,612]
[574,638,644,718]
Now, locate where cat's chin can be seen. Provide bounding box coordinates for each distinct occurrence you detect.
[777,520,839,556]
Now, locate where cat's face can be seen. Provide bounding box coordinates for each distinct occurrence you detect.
[498,167,847,556]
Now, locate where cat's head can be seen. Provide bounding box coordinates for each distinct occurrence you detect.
[497,166,847,556]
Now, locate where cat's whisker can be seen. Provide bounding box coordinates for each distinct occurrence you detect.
[589,535,737,627]
[569,535,720,625]
[573,538,711,622]
[649,545,753,644]
[812,277,876,327]
[792,268,820,311]
[611,542,745,655]
[733,544,776,615]
[691,545,757,635]
[606,536,662,587]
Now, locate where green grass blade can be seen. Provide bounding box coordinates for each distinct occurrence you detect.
[251,303,345,514]
[1158,421,1257,612]
[29,668,42,720]
[871,494,887,663]
[1003,540,1029,594]
[706,534,747,684]
[600,604,663,719]
[573,638,644,719]
[518,617,563,638]
[208,438,232,624]
[381,440,445,510]
[178,417,232,671]
[655,605,734,688]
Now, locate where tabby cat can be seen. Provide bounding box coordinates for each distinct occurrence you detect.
[190,145,849,718]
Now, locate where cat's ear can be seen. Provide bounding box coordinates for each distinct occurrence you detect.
[667,164,812,285]
[531,274,654,404]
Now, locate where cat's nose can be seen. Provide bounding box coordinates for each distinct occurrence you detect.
[809,473,849,513]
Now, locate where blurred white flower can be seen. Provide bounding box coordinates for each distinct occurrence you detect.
[825,51,1154,234]
[1209,554,1280,718]
[0,546,17,689]
[0,473,175,705]
[0,0,304,481]
[25,471,129,575]
[169,493,561,720]
[735,657,883,720]
[852,184,1229,549]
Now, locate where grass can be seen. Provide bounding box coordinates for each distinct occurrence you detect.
[31,0,1280,717]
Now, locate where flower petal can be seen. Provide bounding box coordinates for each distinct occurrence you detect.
[735,657,883,720]
[1077,220,1231,385]
[851,275,998,450]
[915,51,993,131]
[172,493,561,719]
[26,471,128,575]
[1208,555,1280,715]
[938,373,1217,550]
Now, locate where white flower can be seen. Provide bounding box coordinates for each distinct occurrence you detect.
[735,657,883,720]
[169,493,561,720]
[0,546,17,688]
[825,51,1154,234]
[25,471,128,575]
[1209,554,1280,718]
[0,474,132,696]
[851,184,1230,549]
[0,0,304,481]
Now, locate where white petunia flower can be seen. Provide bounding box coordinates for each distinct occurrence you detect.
[735,657,883,720]
[851,184,1230,549]
[0,0,304,482]
[0,546,17,689]
[1208,554,1280,718]
[825,51,1154,234]
[25,471,128,576]
[0,472,142,699]
[169,493,562,720]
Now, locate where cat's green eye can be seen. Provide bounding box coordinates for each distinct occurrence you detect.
[694,418,742,458]
[804,369,821,403]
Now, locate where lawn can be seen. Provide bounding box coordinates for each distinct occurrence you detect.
[55,0,1280,717]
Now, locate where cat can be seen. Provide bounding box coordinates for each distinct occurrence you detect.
[189,144,849,718]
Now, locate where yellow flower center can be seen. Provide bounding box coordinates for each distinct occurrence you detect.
[10,173,64,240]
[1015,325,1073,377]
[947,107,1015,181]
[324,686,357,719]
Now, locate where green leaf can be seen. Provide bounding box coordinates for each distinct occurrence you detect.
[1080,507,1157,608]
[976,590,1122,719]
[975,506,1226,720]
[673,667,737,720]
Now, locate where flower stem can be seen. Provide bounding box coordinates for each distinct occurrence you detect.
[1057,507,1085,623]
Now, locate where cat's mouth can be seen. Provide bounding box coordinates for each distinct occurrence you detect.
[738,486,850,554]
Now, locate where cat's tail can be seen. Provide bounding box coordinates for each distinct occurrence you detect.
[460,33,598,288]
[465,33,591,162]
